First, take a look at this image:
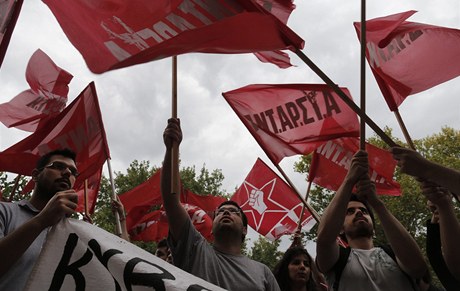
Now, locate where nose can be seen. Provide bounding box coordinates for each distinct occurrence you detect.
[61,166,72,177]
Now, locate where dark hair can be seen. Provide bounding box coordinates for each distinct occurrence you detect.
[273,247,326,291]
[157,238,168,249]
[217,200,248,228]
[339,194,375,243]
[36,148,77,169]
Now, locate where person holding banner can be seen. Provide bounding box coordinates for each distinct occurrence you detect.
[316,150,427,291]
[161,118,280,291]
[0,148,79,291]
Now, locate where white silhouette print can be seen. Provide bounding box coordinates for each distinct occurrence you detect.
[101,16,149,50]
[249,189,268,214]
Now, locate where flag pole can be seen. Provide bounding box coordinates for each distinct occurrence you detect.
[359,0,367,150]
[84,179,89,216]
[106,158,122,236]
[7,174,21,202]
[171,55,180,194]
[294,48,396,148]
[295,179,313,232]
[393,110,416,150]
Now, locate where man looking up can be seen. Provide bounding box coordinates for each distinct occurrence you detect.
[0,149,79,290]
[161,118,280,290]
[316,150,427,291]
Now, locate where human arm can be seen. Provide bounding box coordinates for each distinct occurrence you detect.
[160,118,189,242]
[111,195,130,241]
[316,150,369,272]
[423,183,460,280]
[391,146,460,196]
[357,180,427,279]
[0,191,78,277]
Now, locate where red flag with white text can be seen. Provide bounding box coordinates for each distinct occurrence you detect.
[223,84,360,163]
[0,0,24,67]
[354,11,460,111]
[129,203,214,242]
[0,49,73,131]
[0,82,110,212]
[310,137,401,195]
[253,0,296,68]
[43,0,304,73]
[231,158,316,240]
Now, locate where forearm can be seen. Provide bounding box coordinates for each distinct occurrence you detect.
[438,202,460,279]
[372,200,427,278]
[423,162,460,196]
[0,216,47,276]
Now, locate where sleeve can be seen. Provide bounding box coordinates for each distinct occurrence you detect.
[264,265,281,291]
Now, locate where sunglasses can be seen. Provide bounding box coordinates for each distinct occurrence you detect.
[40,161,79,177]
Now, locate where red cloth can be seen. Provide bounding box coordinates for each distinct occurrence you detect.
[309,137,401,195]
[0,0,24,67]
[43,0,304,73]
[0,49,73,131]
[354,11,460,111]
[231,158,315,240]
[223,84,360,163]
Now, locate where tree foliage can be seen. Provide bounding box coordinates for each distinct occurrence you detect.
[248,235,284,270]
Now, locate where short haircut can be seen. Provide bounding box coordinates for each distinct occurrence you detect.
[339,194,376,243]
[36,148,77,169]
[157,238,168,249]
[217,200,248,228]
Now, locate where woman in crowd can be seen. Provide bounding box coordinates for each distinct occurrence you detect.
[273,246,327,291]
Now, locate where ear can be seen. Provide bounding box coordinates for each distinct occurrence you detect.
[242,226,247,237]
[31,169,40,182]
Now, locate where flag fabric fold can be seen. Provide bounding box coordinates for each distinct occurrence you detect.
[0,49,73,131]
[309,137,401,195]
[354,11,460,111]
[43,0,304,73]
[0,0,24,67]
[0,82,110,213]
[223,84,360,163]
[231,158,315,240]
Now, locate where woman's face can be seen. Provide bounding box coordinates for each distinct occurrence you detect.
[288,254,311,285]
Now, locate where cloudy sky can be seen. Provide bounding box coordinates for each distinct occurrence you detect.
[1,1,459,248]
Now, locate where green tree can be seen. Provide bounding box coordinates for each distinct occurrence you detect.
[0,173,31,202]
[248,235,284,270]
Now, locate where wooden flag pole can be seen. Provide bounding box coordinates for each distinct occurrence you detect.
[394,110,416,150]
[7,174,21,202]
[107,158,122,236]
[295,179,313,232]
[294,48,397,148]
[84,179,89,217]
[171,55,180,195]
[359,0,367,150]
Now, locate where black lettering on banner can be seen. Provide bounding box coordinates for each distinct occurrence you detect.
[88,239,123,291]
[49,233,93,291]
[277,105,294,132]
[123,257,176,291]
[187,284,213,291]
[306,91,323,121]
[265,109,278,133]
[322,90,341,117]
[285,102,301,128]
[295,96,311,125]
[253,112,270,132]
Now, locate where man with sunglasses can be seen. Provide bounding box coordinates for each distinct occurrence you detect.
[161,118,280,290]
[316,150,427,291]
[0,148,79,290]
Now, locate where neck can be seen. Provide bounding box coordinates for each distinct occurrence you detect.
[213,236,242,255]
[29,190,49,211]
[291,282,307,291]
[348,236,374,250]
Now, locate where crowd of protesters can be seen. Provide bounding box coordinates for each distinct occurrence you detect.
[0,121,459,290]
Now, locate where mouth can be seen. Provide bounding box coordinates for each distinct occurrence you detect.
[56,178,71,190]
[354,217,367,223]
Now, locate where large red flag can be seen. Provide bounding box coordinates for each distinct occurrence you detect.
[0,82,110,212]
[0,49,73,131]
[223,84,360,163]
[231,158,315,240]
[0,0,24,67]
[42,0,304,73]
[253,0,295,68]
[119,169,163,230]
[129,203,214,242]
[309,137,401,195]
[181,188,227,213]
[354,11,460,111]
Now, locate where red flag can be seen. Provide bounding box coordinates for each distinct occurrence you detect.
[354,11,460,111]
[253,0,296,68]
[43,0,304,74]
[0,49,73,131]
[0,0,24,67]
[0,82,110,212]
[129,203,214,242]
[181,188,227,213]
[119,169,163,230]
[310,137,401,195]
[231,158,315,240]
[223,84,360,163]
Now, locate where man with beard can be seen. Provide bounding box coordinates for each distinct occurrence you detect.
[316,150,427,291]
[161,118,280,290]
[0,149,79,290]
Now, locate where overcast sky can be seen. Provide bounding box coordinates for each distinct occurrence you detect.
[1,1,459,249]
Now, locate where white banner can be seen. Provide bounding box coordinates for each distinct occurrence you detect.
[25,219,226,291]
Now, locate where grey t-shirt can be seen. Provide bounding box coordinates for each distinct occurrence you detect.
[168,220,280,291]
[0,200,46,291]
